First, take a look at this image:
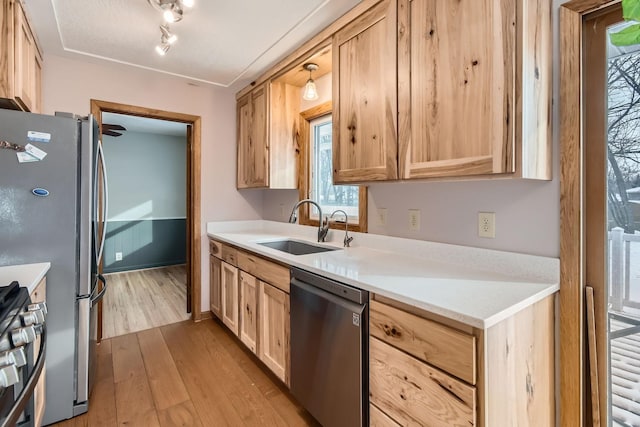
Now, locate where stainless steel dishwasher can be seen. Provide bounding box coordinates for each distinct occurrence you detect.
[290,267,368,427]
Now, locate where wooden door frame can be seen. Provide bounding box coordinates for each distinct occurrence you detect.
[560,1,620,425]
[90,99,203,340]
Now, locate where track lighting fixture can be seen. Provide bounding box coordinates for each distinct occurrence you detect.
[160,24,177,44]
[148,0,193,55]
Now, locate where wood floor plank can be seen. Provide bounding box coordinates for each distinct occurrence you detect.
[188,321,304,427]
[161,322,247,426]
[203,320,317,426]
[137,328,190,411]
[157,400,203,427]
[111,333,145,384]
[114,373,159,426]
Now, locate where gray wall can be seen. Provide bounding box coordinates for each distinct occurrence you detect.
[102,130,187,272]
[261,0,563,259]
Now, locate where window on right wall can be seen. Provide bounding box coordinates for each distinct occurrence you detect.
[298,102,368,232]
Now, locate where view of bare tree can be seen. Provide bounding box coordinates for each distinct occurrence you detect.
[608,53,640,232]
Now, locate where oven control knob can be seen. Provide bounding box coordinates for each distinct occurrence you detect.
[8,348,26,368]
[0,365,19,388]
[0,351,15,367]
[21,310,44,326]
[28,302,47,316]
[11,326,36,347]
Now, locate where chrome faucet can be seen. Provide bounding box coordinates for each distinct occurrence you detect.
[329,209,353,247]
[288,199,329,242]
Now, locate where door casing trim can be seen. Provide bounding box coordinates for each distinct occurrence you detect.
[90,99,203,339]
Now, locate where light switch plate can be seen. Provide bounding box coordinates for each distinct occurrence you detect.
[478,212,496,238]
[377,208,388,226]
[408,209,421,231]
[115,252,123,261]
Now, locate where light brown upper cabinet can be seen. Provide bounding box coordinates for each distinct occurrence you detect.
[236,78,301,190]
[0,0,43,113]
[236,0,550,184]
[332,0,399,183]
[237,84,269,188]
[396,0,551,180]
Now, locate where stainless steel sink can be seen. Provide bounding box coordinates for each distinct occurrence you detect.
[257,239,339,255]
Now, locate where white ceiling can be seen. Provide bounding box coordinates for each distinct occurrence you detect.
[102,112,187,137]
[23,0,361,88]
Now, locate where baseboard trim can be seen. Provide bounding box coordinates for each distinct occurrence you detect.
[196,311,213,322]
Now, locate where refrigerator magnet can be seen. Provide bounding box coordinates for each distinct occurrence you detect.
[16,152,38,163]
[24,144,47,160]
[27,131,51,143]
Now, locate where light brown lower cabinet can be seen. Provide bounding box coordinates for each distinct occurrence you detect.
[209,255,222,319]
[369,295,555,427]
[370,337,476,426]
[31,277,46,427]
[258,280,290,386]
[209,238,291,387]
[220,261,239,335]
[239,271,259,353]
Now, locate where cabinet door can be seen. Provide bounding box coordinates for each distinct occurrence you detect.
[398,0,516,179]
[259,281,289,385]
[239,271,259,354]
[13,1,37,112]
[209,255,222,319]
[332,0,398,183]
[220,262,239,335]
[237,84,269,188]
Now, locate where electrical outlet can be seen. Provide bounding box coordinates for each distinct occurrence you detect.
[408,209,421,231]
[115,252,123,261]
[478,212,496,238]
[377,208,388,226]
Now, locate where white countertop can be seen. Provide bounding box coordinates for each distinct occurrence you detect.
[0,263,50,294]
[207,221,559,329]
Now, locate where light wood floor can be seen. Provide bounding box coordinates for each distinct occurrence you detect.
[103,266,190,339]
[52,319,317,427]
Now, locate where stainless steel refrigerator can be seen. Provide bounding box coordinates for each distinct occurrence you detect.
[0,108,108,424]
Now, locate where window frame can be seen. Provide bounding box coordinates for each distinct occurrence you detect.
[298,101,368,232]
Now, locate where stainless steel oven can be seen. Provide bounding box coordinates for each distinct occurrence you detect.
[0,282,46,427]
[290,267,368,427]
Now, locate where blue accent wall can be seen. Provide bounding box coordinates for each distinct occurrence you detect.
[103,218,186,273]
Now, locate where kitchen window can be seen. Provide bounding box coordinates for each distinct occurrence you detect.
[298,102,367,231]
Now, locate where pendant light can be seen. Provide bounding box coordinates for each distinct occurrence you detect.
[303,63,319,101]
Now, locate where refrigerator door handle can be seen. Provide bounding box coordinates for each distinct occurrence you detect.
[97,142,108,265]
[90,275,107,307]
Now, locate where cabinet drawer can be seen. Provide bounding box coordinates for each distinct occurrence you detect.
[370,300,476,384]
[237,251,290,293]
[209,239,222,258]
[370,337,476,427]
[370,403,400,426]
[222,244,238,265]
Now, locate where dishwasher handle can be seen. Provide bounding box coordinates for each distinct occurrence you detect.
[291,277,367,314]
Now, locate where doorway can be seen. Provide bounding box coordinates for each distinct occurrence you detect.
[90,99,202,341]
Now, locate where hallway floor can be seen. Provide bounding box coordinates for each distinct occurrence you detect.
[103,265,190,339]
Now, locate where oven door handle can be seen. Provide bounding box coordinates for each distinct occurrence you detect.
[2,324,46,427]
